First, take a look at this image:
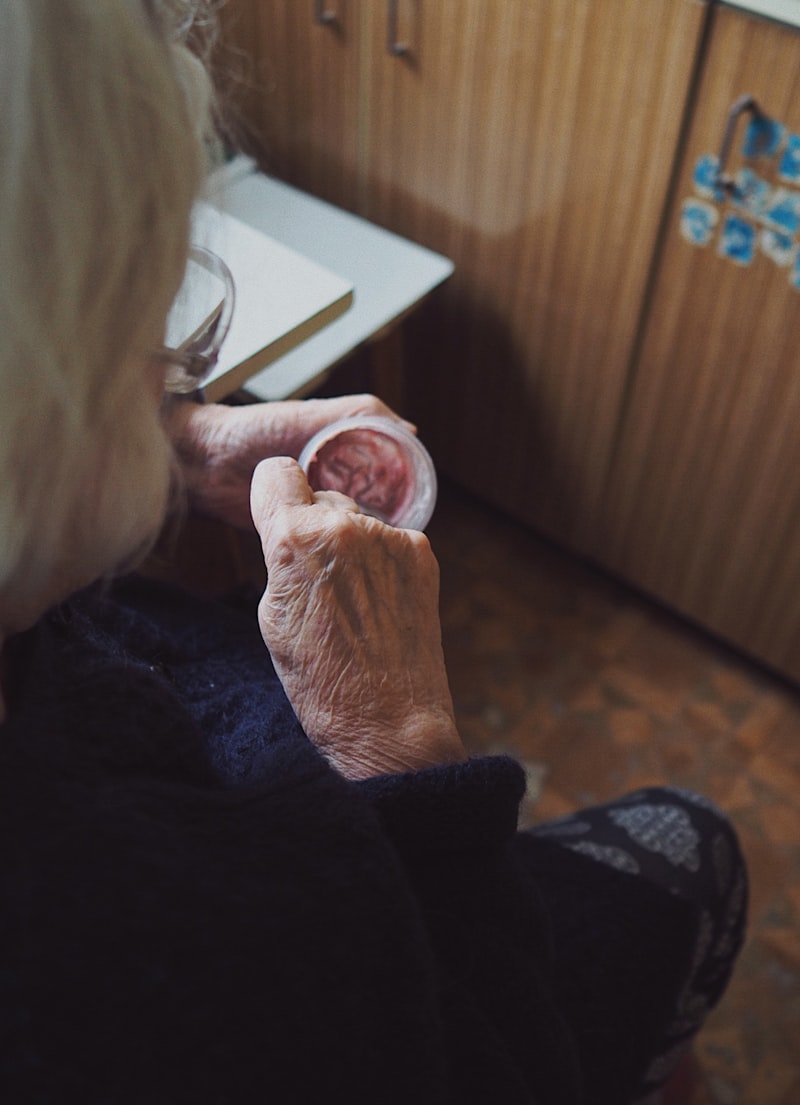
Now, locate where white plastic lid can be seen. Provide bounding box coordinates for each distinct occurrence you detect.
[298,415,437,531]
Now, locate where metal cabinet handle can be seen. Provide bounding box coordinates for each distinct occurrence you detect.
[387,0,408,56]
[713,95,763,195]
[314,0,336,25]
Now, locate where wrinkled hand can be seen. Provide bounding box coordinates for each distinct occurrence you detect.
[165,394,411,529]
[250,456,466,780]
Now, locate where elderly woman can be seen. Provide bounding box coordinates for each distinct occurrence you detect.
[0,3,747,1103]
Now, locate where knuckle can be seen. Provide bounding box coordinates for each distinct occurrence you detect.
[266,455,301,475]
[325,510,363,547]
[265,527,301,571]
[406,528,431,552]
[406,528,435,562]
[355,392,388,415]
[314,489,359,512]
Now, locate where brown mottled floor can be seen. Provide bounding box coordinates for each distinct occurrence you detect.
[427,479,800,1105]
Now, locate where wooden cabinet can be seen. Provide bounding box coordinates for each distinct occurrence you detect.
[600,5,800,680]
[219,0,706,553]
[363,1,708,556]
[219,0,360,210]
[220,2,800,681]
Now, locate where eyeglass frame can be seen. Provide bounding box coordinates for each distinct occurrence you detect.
[153,245,236,395]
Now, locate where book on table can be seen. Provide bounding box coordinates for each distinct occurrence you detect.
[165,202,354,401]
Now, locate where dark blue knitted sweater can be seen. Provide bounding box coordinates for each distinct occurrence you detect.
[0,577,697,1104]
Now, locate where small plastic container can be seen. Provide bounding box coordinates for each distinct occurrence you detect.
[298,415,437,531]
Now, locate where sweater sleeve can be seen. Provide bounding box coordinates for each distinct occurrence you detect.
[355,755,583,1105]
[355,753,526,856]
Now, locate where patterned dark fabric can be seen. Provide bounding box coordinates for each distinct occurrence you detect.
[525,788,748,1103]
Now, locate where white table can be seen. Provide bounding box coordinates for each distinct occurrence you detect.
[722,0,800,28]
[204,156,454,406]
[191,198,354,403]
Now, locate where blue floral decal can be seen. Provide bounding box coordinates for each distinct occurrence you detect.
[760,229,795,267]
[683,112,800,287]
[718,214,756,265]
[692,155,726,202]
[763,188,800,236]
[778,133,800,183]
[680,200,718,246]
[730,168,771,218]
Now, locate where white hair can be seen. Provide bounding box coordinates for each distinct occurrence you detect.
[0,0,217,629]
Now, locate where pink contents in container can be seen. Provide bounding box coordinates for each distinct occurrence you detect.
[298,416,437,530]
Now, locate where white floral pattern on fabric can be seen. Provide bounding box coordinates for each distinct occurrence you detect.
[565,841,640,875]
[529,785,747,1101]
[688,911,715,976]
[639,912,716,1094]
[714,869,748,959]
[662,786,723,816]
[607,804,701,872]
[673,990,711,1038]
[664,911,714,1039]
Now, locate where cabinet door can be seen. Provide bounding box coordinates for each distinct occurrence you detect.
[361,0,706,552]
[219,0,361,210]
[601,6,800,679]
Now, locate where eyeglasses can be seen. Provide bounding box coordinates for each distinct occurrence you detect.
[154,246,236,395]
